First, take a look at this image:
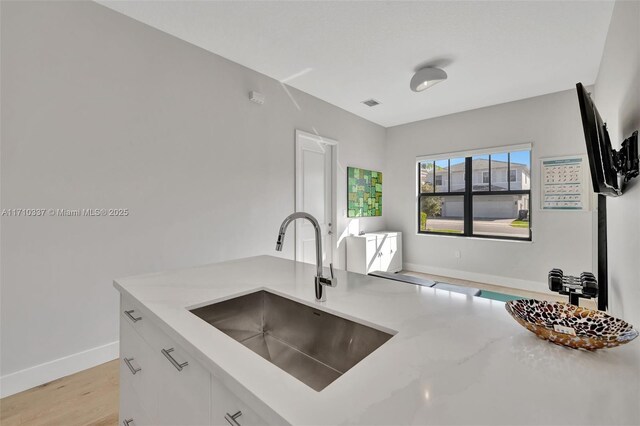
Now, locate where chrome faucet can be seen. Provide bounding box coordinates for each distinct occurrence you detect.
[275,212,337,302]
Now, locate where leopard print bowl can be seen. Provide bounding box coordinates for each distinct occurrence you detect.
[505,299,638,350]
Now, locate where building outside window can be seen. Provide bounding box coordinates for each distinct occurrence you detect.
[418,146,531,240]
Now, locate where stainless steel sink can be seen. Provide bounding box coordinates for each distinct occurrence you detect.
[190,290,394,391]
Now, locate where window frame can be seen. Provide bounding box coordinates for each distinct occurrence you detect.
[418,151,532,242]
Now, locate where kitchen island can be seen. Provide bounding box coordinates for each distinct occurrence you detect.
[114,255,640,425]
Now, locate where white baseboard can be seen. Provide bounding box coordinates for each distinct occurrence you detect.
[403,262,555,296]
[0,341,119,398]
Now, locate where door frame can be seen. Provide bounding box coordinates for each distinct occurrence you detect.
[295,129,338,266]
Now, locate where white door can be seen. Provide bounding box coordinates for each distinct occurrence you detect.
[295,130,336,267]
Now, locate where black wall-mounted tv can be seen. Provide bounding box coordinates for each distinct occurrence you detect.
[576,82,639,196]
[575,83,638,312]
[576,82,621,196]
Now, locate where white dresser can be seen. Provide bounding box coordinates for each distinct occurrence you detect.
[346,232,403,275]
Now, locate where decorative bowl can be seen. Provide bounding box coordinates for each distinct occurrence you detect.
[505,299,638,350]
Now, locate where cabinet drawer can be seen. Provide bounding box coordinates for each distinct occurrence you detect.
[120,318,158,422]
[156,349,210,425]
[139,317,210,425]
[120,380,155,426]
[210,376,266,426]
[121,293,149,340]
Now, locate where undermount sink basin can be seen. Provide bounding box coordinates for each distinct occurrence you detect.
[190,290,394,391]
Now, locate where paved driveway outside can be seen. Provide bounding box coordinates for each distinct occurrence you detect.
[425,218,529,237]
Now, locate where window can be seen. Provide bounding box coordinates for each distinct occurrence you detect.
[489,153,508,191]
[434,159,448,193]
[418,147,531,241]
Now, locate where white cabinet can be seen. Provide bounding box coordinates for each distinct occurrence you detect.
[346,232,402,274]
[119,294,269,426]
[146,323,210,426]
[120,380,154,426]
[119,308,209,426]
[210,376,266,426]
[120,319,158,424]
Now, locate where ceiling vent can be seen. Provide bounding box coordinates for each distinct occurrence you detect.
[361,99,381,107]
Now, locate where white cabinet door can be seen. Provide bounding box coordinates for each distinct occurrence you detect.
[210,376,267,426]
[365,237,380,273]
[120,380,155,426]
[378,235,392,271]
[387,235,402,272]
[120,319,158,423]
[153,337,211,426]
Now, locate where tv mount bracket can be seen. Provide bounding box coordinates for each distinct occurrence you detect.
[612,129,639,184]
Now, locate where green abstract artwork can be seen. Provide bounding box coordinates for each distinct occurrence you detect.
[347,167,382,217]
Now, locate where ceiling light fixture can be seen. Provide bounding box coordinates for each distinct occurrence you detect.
[410,67,447,92]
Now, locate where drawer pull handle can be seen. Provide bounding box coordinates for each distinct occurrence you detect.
[123,357,141,375]
[225,411,243,426]
[124,310,142,322]
[161,348,188,371]
[123,419,134,426]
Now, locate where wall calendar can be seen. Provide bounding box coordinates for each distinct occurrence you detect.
[540,155,590,211]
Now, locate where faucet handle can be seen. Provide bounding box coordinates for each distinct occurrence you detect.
[319,264,337,288]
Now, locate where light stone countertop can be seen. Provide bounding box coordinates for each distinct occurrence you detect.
[114,255,640,425]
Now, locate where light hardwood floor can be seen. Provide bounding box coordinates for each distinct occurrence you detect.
[0,360,119,426]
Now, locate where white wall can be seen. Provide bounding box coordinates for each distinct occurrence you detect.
[594,0,640,327]
[0,1,386,395]
[385,89,595,293]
